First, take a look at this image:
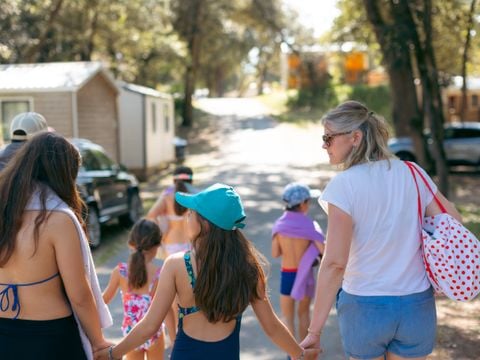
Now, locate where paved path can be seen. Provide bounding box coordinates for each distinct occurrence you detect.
[95,98,345,359]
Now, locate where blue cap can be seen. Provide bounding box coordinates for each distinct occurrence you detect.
[282,182,314,208]
[175,183,246,231]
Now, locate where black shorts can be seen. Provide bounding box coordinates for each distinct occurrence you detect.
[0,314,87,360]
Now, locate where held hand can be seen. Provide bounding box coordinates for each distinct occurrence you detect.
[93,340,115,353]
[93,344,114,360]
[304,347,322,360]
[300,333,321,350]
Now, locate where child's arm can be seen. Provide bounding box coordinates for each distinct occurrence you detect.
[102,267,120,304]
[106,255,178,359]
[251,281,320,359]
[271,234,282,258]
[151,266,177,344]
[314,240,325,255]
[164,306,177,344]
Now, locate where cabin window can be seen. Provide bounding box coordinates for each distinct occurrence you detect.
[448,96,456,109]
[164,103,170,132]
[472,94,478,107]
[151,102,157,133]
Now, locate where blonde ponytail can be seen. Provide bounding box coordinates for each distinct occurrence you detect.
[322,101,394,169]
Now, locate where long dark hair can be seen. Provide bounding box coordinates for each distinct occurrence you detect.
[191,213,266,323]
[0,132,84,266]
[127,218,162,289]
[173,166,193,215]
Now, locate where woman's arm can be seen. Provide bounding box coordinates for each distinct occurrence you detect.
[271,234,282,258]
[102,267,120,304]
[107,256,178,359]
[53,213,110,352]
[426,190,462,222]
[301,203,352,349]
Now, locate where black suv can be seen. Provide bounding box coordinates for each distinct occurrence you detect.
[71,139,143,247]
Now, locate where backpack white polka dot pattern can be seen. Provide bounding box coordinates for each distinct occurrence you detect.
[422,214,480,301]
[406,161,480,301]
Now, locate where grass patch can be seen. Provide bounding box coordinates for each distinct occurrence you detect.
[142,198,156,213]
[257,91,290,116]
[458,204,480,235]
[257,90,325,125]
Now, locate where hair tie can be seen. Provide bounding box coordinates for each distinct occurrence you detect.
[174,173,192,180]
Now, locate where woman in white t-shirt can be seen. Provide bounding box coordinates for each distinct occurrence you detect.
[300,101,462,360]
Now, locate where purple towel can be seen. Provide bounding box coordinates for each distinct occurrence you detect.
[272,211,324,242]
[272,211,325,300]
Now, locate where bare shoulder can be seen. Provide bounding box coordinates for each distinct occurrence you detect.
[162,252,187,272]
[43,211,80,241]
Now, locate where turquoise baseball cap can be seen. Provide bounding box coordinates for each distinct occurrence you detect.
[175,183,246,231]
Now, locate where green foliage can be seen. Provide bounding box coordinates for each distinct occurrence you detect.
[347,84,392,124]
[287,73,338,111]
[0,0,310,104]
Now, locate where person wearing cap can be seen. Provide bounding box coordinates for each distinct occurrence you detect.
[145,165,195,346]
[271,182,325,344]
[0,112,48,171]
[96,183,321,360]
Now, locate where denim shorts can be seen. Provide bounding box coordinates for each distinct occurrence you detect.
[336,287,436,359]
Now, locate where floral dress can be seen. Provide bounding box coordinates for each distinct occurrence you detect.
[119,262,163,350]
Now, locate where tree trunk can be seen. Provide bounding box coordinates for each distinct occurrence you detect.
[81,9,99,61]
[363,0,427,166]
[399,0,449,194]
[181,0,204,127]
[23,0,64,62]
[460,0,477,122]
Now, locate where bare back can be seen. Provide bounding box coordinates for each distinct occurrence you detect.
[117,262,160,296]
[274,234,310,269]
[162,194,189,249]
[171,252,237,341]
[0,211,73,320]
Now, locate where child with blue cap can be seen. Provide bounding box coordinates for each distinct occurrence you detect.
[272,182,325,346]
[97,183,320,360]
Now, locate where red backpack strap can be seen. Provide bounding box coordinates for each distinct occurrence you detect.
[405,161,423,225]
[405,161,440,288]
[406,161,447,213]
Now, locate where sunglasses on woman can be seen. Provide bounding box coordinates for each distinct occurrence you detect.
[322,131,351,147]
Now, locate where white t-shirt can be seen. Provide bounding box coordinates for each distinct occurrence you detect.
[322,159,436,296]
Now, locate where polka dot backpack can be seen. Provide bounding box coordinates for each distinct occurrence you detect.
[406,161,480,301]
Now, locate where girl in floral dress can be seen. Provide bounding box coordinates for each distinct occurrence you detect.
[102,219,175,360]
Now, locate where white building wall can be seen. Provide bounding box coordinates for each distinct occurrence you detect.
[118,90,143,169]
[145,96,175,167]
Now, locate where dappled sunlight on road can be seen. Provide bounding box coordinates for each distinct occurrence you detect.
[195,97,270,117]
[100,97,344,360]
[225,123,329,166]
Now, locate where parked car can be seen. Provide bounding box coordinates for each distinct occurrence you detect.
[388,122,480,166]
[71,138,143,247]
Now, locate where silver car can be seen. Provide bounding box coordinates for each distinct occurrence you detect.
[388,122,480,166]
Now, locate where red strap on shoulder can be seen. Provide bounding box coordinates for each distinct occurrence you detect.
[405,161,447,213]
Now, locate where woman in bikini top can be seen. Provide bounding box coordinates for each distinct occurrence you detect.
[0,132,111,359]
